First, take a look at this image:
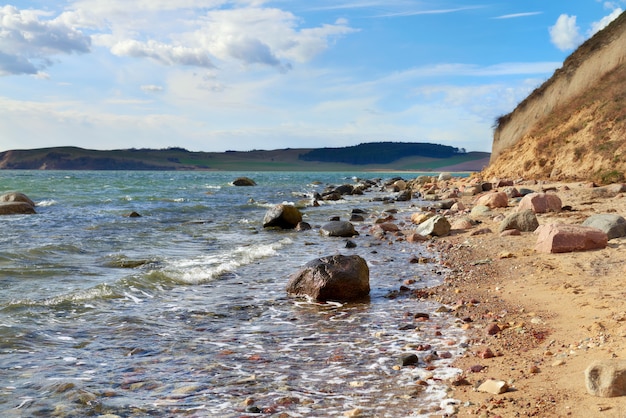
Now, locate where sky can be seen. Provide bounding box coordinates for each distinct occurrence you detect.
[0,1,624,153]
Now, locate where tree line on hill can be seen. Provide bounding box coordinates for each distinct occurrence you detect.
[298,142,465,165]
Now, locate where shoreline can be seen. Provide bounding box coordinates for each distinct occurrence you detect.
[413,177,626,417]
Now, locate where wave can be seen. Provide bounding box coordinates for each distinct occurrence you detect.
[158,238,294,285]
[36,199,57,207]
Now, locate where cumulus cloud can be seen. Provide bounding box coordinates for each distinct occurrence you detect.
[0,5,91,76]
[109,40,215,68]
[550,9,623,51]
[549,14,584,51]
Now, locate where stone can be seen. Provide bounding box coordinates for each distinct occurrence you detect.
[0,202,36,215]
[582,214,626,240]
[591,183,626,198]
[503,186,521,198]
[398,353,419,367]
[500,229,521,236]
[286,254,370,302]
[295,221,312,231]
[350,214,365,222]
[486,323,501,335]
[463,185,483,196]
[517,192,562,213]
[262,204,303,229]
[406,233,428,243]
[232,177,256,186]
[415,215,451,237]
[476,192,508,208]
[396,190,412,201]
[451,217,474,230]
[320,221,358,237]
[374,222,399,233]
[410,212,434,225]
[438,172,452,181]
[499,209,539,233]
[477,379,509,395]
[470,205,491,217]
[585,359,626,397]
[535,224,608,253]
[450,201,465,212]
[0,192,36,207]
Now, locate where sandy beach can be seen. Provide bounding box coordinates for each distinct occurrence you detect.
[417,177,626,417]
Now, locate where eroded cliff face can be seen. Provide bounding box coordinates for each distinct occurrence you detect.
[486,11,626,183]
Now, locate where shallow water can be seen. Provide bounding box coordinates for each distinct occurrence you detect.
[0,170,465,417]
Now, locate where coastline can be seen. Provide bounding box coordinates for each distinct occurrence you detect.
[418,178,626,417]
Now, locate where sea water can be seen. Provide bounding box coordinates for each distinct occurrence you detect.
[0,170,465,417]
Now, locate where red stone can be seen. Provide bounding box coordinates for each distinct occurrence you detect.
[535,224,608,253]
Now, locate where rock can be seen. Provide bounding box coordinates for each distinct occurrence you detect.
[535,224,608,253]
[406,233,428,243]
[477,379,509,394]
[410,212,434,225]
[450,201,466,212]
[438,172,452,181]
[517,192,562,213]
[262,204,303,229]
[320,221,358,237]
[470,205,491,217]
[295,221,312,231]
[374,222,399,233]
[499,209,539,233]
[463,185,483,196]
[286,254,370,302]
[591,183,626,198]
[398,353,419,367]
[500,229,521,237]
[486,323,501,335]
[451,217,474,230]
[345,240,357,248]
[126,211,142,218]
[476,191,508,208]
[0,192,36,207]
[585,359,626,397]
[232,177,256,186]
[0,202,36,215]
[415,215,451,237]
[350,214,365,222]
[395,190,412,201]
[582,214,626,240]
[503,186,521,198]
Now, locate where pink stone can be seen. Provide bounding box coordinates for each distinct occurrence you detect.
[500,229,521,237]
[476,192,508,208]
[535,224,608,253]
[517,192,562,213]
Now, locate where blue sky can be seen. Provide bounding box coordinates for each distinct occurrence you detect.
[0,1,623,153]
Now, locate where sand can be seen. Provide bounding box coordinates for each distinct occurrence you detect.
[418,178,626,417]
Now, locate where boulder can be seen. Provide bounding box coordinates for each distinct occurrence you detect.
[262,204,303,229]
[591,183,626,198]
[395,190,412,202]
[438,172,452,182]
[582,214,626,240]
[585,359,626,397]
[0,202,36,215]
[415,215,451,237]
[499,209,539,233]
[286,254,370,302]
[476,192,508,208]
[470,205,491,217]
[232,177,256,186]
[0,192,36,207]
[535,224,608,253]
[320,221,358,237]
[517,193,562,213]
[410,212,434,225]
[451,217,474,230]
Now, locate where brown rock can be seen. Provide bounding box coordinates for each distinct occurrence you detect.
[585,359,626,397]
[535,224,608,253]
[0,202,36,215]
[486,323,501,335]
[500,229,521,237]
[476,191,508,208]
[517,192,562,213]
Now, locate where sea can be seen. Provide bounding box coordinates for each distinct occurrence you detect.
[0,170,467,418]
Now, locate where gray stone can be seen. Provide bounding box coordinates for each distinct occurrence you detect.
[415,215,451,237]
[262,204,303,229]
[320,221,358,237]
[585,359,626,397]
[286,254,370,302]
[499,209,539,233]
[582,214,626,240]
[0,192,35,207]
[470,205,491,217]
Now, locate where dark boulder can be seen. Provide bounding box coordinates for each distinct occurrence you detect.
[263,204,303,229]
[232,177,257,186]
[286,254,370,302]
[320,221,358,237]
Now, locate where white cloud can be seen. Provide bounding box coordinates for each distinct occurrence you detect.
[494,12,542,20]
[589,7,623,35]
[141,84,164,93]
[0,5,91,76]
[549,14,584,51]
[108,40,215,68]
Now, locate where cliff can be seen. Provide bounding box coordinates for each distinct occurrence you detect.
[486,11,626,183]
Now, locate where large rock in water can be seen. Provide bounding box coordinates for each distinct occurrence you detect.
[262,204,302,229]
[535,224,608,253]
[585,359,626,397]
[582,214,626,240]
[0,192,36,215]
[286,254,370,302]
[320,221,358,237]
[232,177,256,186]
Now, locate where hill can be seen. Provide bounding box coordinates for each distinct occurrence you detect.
[0,144,490,172]
[485,11,626,184]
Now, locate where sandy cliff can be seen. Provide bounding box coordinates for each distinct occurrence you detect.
[486,11,626,183]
